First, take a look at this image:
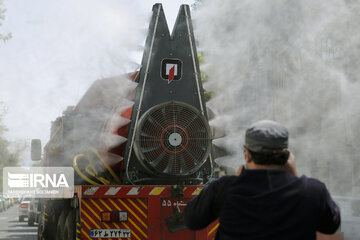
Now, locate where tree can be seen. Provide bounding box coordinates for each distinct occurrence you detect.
[0,0,11,41]
[0,102,27,192]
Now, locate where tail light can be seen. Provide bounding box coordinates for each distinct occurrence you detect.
[101,211,128,222]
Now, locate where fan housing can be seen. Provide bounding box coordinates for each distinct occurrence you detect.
[134,101,211,176]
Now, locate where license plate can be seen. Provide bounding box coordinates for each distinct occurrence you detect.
[90,229,131,238]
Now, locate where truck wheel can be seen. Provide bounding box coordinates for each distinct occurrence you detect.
[41,201,56,239]
[28,214,35,226]
[63,209,76,240]
[37,212,44,240]
[56,208,69,240]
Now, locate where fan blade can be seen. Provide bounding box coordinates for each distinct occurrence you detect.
[184,115,199,129]
[149,151,166,167]
[164,154,174,174]
[173,104,184,124]
[148,116,165,130]
[140,131,158,139]
[142,145,161,153]
[183,147,197,166]
[178,154,186,174]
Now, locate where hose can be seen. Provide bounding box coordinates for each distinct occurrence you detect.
[73,147,121,185]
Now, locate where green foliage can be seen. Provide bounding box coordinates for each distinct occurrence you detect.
[201,71,208,83]
[0,0,12,41]
[198,53,212,101]
[198,53,205,65]
[204,91,212,102]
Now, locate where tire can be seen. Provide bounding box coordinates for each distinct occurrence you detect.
[28,214,35,226]
[19,216,24,222]
[41,200,62,240]
[63,209,76,240]
[56,208,70,240]
[37,212,44,240]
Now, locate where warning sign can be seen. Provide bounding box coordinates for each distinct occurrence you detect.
[161,58,182,83]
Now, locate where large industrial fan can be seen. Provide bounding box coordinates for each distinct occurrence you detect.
[122,4,214,185]
[134,101,212,176]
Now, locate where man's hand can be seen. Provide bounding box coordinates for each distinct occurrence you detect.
[283,151,297,176]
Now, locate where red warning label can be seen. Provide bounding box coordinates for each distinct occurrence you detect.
[161,59,182,83]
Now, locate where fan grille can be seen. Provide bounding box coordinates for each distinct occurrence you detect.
[134,101,211,176]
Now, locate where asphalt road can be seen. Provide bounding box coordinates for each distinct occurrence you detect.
[0,204,37,240]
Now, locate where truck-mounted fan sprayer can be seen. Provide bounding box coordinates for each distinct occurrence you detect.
[31,4,226,240]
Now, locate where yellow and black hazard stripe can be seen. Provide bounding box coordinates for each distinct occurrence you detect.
[42,204,48,223]
[80,198,148,240]
[76,222,81,240]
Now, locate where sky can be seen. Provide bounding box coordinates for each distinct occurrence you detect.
[0,0,195,151]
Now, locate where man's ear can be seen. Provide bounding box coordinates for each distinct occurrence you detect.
[244,148,252,163]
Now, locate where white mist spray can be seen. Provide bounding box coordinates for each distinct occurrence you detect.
[194,0,360,229]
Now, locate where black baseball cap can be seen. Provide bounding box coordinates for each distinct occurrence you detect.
[245,120,289,153]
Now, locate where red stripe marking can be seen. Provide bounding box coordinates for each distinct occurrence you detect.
[106,198,148,230]
[115,198,147,228]
[79,185,204,198]
[83,198,148,239]
[168,65,175,83]
[80,204,97,239]
[82,199,130,239]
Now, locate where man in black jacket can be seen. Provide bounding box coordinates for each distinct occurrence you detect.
[184,120,340,240]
